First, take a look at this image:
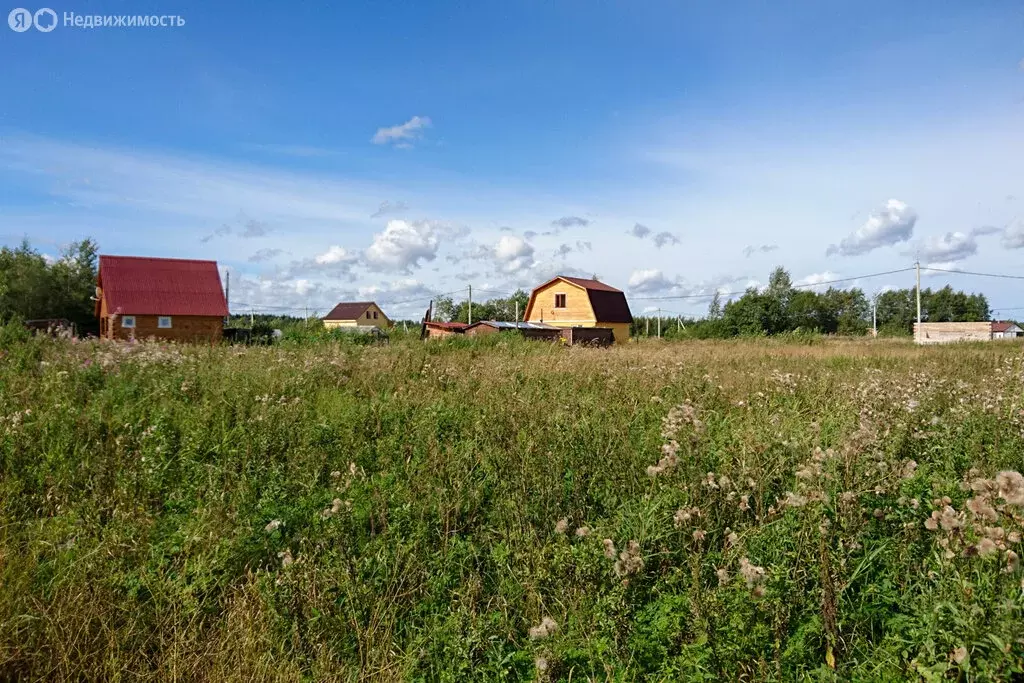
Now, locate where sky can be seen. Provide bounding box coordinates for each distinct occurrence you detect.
[2,0,1023,319]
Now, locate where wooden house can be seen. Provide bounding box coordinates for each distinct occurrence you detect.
[96,255,228,342]
[323,302,391,329]
[523,276,633,343]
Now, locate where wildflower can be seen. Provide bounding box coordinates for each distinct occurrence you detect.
[906,399,920,411]
[725,531,739,548]
[554,518,569,534]
[322,498,344,518]
[738,495,750,511]
[614,540,644,577]
[1005,550,1020,573]
[952,646,968,665]
[924,515,939,531]
[330,470,342,479]
[277,549,294,567]
[976,538,999,557]
[996,470,1024,505]
[782,492,808,508]
[575,526,590,538]
[535,657,549,674]
[692,529,706,542]
[529,616,559,640]
[751,585,766,599]
[738,557,767,588]
[900,460,918,479]
[265,519,282,533]
[603,539,616,559]
[716,567,730,585]
[673,507,697,528]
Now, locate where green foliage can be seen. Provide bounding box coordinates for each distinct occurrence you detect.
[1,336,1023,680]
[0,238,99,334]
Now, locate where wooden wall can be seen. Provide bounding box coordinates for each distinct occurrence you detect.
[102,314,224,342]
[526,281,594,326]
[913,322,991,344]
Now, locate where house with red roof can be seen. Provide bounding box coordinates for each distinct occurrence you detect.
[322,301,391,329]
[95,255,229,342]
[523,275,633,343]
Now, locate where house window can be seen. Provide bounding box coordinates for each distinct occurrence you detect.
[121,316,136,329]
[366,311,371,319]
[373,311,378,319]
[554,293,567,308]
[158,316,172,329]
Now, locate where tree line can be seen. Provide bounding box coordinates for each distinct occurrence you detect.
[0,239,100,335]
[632,267,991,338]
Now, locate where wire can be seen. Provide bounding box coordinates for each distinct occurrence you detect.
[921,266,1024,281]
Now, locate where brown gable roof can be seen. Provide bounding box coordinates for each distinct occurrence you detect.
[528,275,633,324]
[992,321,1020,333]
[97,255,228,316]
[324,302,374,320]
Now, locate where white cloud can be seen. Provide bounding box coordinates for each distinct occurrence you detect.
[371,116,432,147]
[628,268,673,293]
[827,199,918,256]
[294,279,314,295]
[1001,221,1024,249]
[365,219,441,272]
[795,271,841,292]
[916,231,977,263]
[314,245,352,265]
[370,200,409,218]
[248,248,284,263]
[494,235,536,273]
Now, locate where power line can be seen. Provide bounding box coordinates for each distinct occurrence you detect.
[921,266,1024,281]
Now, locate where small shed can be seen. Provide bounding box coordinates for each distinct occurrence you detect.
[992,321,1023,339]
[560,326,614,347]
[464,320,562,341]
[421,321,469,339]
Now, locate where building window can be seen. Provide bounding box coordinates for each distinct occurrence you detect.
[554,293,567,308]
[373,311,378,319]
[121,316,136,329]
[366,311,371,319]
[158,316,172,329]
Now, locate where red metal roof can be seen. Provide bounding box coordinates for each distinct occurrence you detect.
[98,255,228,317]
[324,302,374,320]
[424,321,469,330]
[992,321,1020,333]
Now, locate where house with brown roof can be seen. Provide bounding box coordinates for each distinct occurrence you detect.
[323,302,391,329]
[523,275,633,343]
[991,321,1023,339]
[96,255,228,342]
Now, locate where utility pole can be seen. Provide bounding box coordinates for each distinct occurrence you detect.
[645,318,649,337]
[872,297,877,338]
[468,285,472,325]
[514,299,519,323]
[225,271,230,313]
[915,261,922,343]
[657,308,662,338]
[250,306,254,327]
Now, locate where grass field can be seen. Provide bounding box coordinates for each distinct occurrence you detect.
[1,331,1023,681]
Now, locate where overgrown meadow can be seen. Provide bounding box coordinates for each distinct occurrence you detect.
[1,328,1023,681]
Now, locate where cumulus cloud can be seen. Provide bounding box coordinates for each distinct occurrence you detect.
[248,248,284,263]
[743,244,779,257]
[370,200,409,219]
[552,215,590,229]
[365,219,443,272]
[794,271,841,292]
[827,199,917,256]
[628,269,674,293]
[493,235,536,273]
[652,231,680,248]
[371,116,431,147]
[915,231,978,264]
[629,223,651,239]
[553,241,592,259]
[315,245,353,266]
[1001,221,1024,249]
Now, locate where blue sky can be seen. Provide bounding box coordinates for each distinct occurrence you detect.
[2,0,1023,318]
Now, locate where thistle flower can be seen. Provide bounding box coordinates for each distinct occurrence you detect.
[603,539,616,559]
[952,646,968,664]
[716,567,730,585]
[277,549,294,567]
[529,616,559,640]
[554,518,569,534]
[692,529,706,542]
[575,526,590,538]
[1005,550,1020,573]
[976,538,998,557]
[996,470,1024,505]
[614,540,644,577]
[265,519,282,533]
[738,557,767,588]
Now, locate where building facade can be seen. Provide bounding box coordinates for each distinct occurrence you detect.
[523,276,633,343]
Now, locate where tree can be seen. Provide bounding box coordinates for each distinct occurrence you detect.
[0,238,99,333]
[707,291,723,320]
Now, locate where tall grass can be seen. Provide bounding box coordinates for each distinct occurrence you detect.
[1,332,1022,681]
